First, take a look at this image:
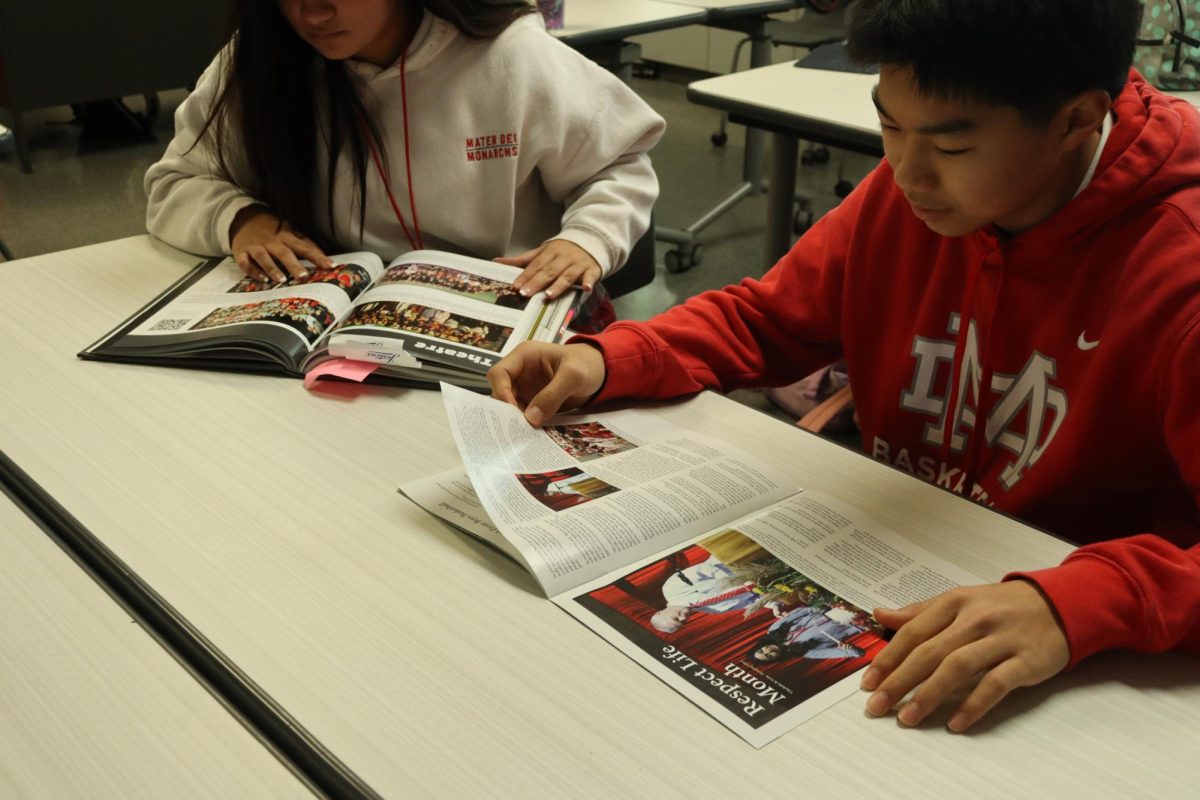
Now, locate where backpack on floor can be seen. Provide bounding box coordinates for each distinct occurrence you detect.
[1135,1,1200,89]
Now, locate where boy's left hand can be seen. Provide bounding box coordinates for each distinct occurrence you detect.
[496,240,602,301]
[860,580,1070,732]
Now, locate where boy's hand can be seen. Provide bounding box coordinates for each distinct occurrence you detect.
[488,342,607,426]
[496,239,603,301]
[860,580,1069,732]
[230,206,333,284]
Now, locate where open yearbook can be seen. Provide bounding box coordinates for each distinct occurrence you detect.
[80,250,579,388]
[400,385,983,748]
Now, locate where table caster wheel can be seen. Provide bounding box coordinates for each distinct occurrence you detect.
[666,246,702,274]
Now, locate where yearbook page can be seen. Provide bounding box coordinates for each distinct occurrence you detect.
[307,250,577,379]
[83,248,574,387]
[83,253,386,371]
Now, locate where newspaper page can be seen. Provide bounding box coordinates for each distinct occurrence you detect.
[557,490,983,748]
[436,383,798,596]
[112,252,385,352]
[399,468,522,562]
[323,250,571,375]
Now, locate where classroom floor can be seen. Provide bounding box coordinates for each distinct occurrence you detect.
[0,65,876,423]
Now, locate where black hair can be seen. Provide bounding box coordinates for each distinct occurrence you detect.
[193,0,534,249]
[846,0,1144,122]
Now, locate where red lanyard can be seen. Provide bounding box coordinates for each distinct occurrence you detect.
[363,51,423,251]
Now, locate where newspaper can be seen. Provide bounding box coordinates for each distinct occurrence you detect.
[400,384,982,747]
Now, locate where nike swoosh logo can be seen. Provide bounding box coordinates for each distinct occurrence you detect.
[1077,331,1100,350]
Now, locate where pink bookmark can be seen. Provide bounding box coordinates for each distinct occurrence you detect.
[303,358,379,389]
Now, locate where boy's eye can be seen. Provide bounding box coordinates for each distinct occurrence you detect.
[936,147,971,156]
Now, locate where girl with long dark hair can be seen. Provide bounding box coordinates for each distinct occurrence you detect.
[145,0,664,327]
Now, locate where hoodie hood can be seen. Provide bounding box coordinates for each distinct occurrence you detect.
[344,10,454,80]
[965,71,1200,267]
[934,72,1200,489]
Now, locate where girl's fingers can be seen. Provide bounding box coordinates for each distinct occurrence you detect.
[235,252,270,283]
[248,247,286,283]
[283,233,333,269]
[543,268,580,300]
[266,243,309,281]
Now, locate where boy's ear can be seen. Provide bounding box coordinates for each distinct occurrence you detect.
[1057,89,1112,152]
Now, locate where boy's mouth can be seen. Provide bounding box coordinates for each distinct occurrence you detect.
[907,198,951,222]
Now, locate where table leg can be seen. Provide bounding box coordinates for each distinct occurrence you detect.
[12,112,33,174]
[656,18,775,272]
[766,131,800,265]
[742,28,773,194]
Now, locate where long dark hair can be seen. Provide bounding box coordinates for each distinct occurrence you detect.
[194,0,534,249]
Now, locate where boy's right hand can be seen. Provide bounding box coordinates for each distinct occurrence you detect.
[488,342,607,426]
[230,206,333,284]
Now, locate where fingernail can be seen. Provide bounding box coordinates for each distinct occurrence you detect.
[544,290,556,299]
[324,259,334,267]
[860,667,880,690]
[520,288,530,297]
[947,713,967,733]
[898,702,922,727]
[525,407,544,426]
[866,691,890,716]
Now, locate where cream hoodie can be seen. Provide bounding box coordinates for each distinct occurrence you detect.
[144,12,665,276]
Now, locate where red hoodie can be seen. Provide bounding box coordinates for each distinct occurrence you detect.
[582,73,1200,667]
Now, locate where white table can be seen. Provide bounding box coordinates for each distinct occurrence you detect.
[552,0,706,81]
[0,486,312,799]
[552,0,805,270]
[555,0,707,44]
[688,59,882,263]
[656,0,800,21]
[1170,89,1200,108]
[648,0,807,272]
[2,236,1198,798]
[687,65,1200,267]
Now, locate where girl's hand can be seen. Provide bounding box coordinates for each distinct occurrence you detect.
[495,239,603,301]
[860,580,1070,732]
[229,206,333,284]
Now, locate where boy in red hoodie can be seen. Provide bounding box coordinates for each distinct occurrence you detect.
[489,0,1200,732]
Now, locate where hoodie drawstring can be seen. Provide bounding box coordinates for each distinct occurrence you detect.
[363,50,424,251]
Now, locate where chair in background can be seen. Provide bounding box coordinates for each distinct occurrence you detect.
[0,0,233,173]
[712,0,852,147]
[604,217,657,300]
[712,1,857,236]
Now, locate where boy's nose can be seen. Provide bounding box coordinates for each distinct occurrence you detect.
[892,152,938,196]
